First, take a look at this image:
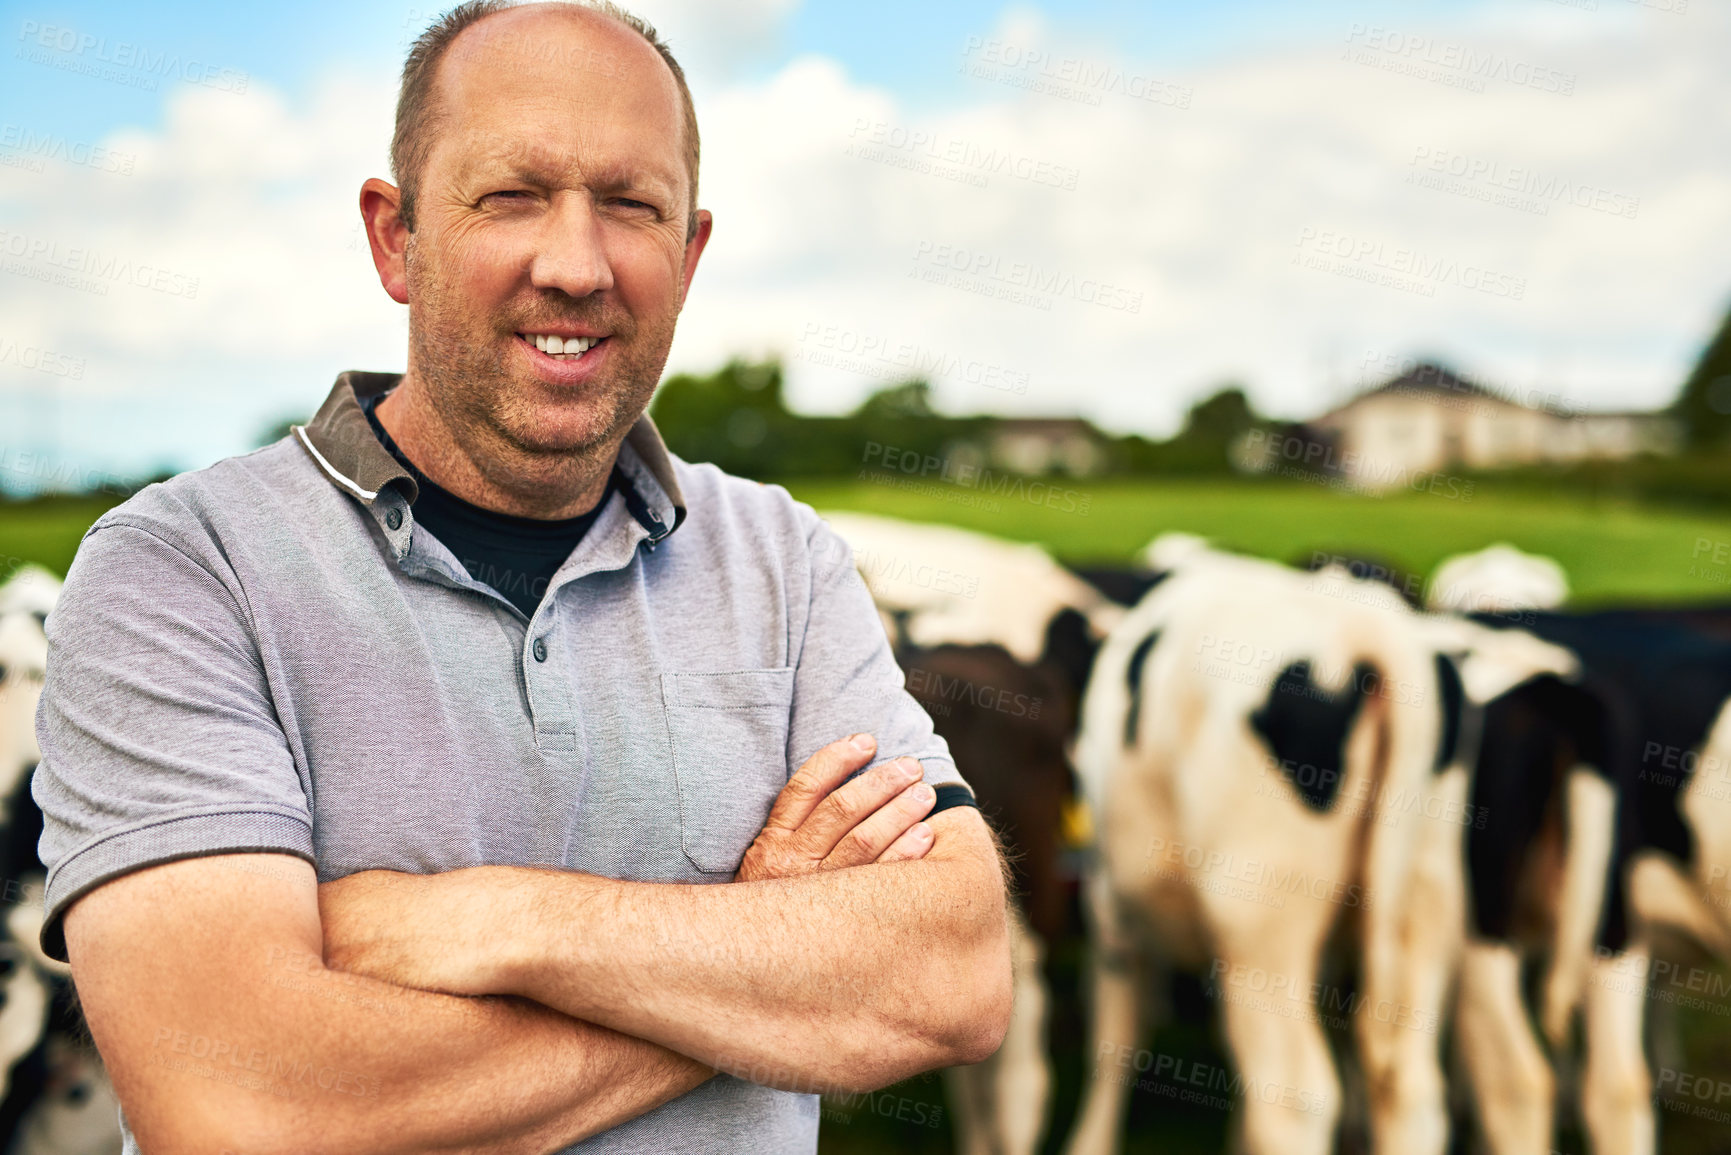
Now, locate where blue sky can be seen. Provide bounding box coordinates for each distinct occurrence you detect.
[1,0,1724,487]
[3,0,1502,145]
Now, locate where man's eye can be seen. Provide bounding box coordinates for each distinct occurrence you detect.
[484,190,530,203]
[613,198,655,212]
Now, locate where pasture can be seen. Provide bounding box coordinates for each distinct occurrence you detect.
[790,476,1731,606]
[5,482,1731,606]
[4,481,1731,1154]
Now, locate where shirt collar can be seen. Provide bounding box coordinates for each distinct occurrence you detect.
[294,370,687,543]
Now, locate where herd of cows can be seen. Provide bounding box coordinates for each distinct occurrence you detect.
[3,511,1731,1154]
[824,512,1731,1155]
[0,564,121,1154]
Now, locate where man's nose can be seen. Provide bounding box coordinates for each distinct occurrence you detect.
[529,192,615,298]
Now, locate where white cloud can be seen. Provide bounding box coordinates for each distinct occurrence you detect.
[676,2,1731,431]
[587,0,803,85]
[1,1,1726,481]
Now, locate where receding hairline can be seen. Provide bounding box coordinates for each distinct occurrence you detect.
[392,0,701,235]
[445,2,669,83]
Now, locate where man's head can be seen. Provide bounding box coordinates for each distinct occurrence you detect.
[360,0,712,495]
[391,0,701,240]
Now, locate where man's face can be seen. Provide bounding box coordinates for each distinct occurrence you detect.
[403,7,706,461]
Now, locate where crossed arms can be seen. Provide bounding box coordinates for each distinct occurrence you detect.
[62,734,1013,1155]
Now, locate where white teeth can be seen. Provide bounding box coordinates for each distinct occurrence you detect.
[526,333,599,357]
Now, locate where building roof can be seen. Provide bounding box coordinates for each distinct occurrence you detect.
[1311,361,1677,429]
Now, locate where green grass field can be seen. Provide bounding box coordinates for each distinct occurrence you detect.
[6,482,1731,606]
[0,495,124,580]
[788,476,1731,605]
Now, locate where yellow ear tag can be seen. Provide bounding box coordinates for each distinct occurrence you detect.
[1060,796,1095,849]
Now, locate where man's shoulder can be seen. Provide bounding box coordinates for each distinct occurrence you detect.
[83,436,328,562]
[666,456,825,552]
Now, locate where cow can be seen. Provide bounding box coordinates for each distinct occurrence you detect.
[819,512,1131,1155]
[0,567,121,1155]
[1060,540,1576,1155]
[900,643,1076,1155]
[1416,545,1731,1155]
[816,511,1125,665]
[1419,550,1731,1155]
[1062,544,1444,1155]
[0,566,59,824]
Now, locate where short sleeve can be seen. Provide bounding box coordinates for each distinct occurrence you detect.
[33,522,313,962]
[787,517,972,797]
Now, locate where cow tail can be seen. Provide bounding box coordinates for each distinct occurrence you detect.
[1352,622,1444,1065]
[1540,766,1619,1046]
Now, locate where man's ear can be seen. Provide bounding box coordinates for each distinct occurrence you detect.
[679,208,714,306]
[360,178,411,305]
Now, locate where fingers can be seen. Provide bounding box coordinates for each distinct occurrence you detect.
[761,734,878,833]
[874,820,936,864]
[789,755,924,861]
[821,780,936,869]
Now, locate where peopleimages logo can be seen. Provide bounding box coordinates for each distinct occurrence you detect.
[0,336,84,379]
[798,321,1031,395]
[16,20,249,94]
[860,441,1094,516]
[1406,146,1640,220]
[1341,24,1576,96]
[0,124,136,175]
[910,240,1144,314]
[1293,227,1526,301]
[0,229,200,299]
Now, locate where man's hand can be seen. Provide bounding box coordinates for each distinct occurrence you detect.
[736,733,938,883]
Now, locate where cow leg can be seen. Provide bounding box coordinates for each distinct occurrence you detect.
[0,943,49,1100]
[944,1064,993,1155]
[1063,877,1143,1155]
[1358,770,1464,1155]
[944,905,1050,1155]
[1215,933,1340,1155]
[1581,945,1654,1155]
[994,908,1051,1155]
[1456,941,1553,1155]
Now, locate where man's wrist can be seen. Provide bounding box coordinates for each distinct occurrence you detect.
[479,866,611,1005]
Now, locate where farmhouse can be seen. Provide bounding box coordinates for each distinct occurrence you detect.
[1292,363,1676,490]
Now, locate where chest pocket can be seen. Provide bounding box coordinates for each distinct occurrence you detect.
[662,669,796,874]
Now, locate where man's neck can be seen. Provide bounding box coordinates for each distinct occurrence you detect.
[374,376,620,521]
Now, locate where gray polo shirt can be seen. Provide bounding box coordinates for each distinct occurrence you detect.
[33,371,968,1154]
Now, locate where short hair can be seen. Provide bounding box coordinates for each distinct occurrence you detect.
[391,0,701,239]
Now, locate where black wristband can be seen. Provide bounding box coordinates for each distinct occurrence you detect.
[928,783,980,818]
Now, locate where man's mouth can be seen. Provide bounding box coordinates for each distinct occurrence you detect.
[520,332,606,360]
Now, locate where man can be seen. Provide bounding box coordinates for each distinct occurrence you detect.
[31,2,1013,1151]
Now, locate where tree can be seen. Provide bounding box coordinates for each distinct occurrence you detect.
[1180,385,1257,444]
[852,380,936,421]
[1674,301,1731,450]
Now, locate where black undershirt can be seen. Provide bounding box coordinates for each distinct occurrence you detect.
[363,394,615,619]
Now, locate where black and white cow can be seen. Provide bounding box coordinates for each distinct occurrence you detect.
[1433,591,1731,1153]
[819,512,1132,1155]
[1060,541,1576,1155]
[0,567,122,1155]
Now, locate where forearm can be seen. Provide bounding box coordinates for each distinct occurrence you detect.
[65,854,713,1155]
[498,813,1011,1092]
[116,950,711,1155]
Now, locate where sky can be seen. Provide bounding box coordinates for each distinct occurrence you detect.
[0,0,1725,488]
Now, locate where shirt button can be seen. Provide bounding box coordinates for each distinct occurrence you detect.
[385,508,403,531]
[532,638,548,663]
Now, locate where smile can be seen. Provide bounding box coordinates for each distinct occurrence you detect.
[521,332,604,360]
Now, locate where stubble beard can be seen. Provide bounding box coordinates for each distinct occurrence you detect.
[404,240,679,487]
